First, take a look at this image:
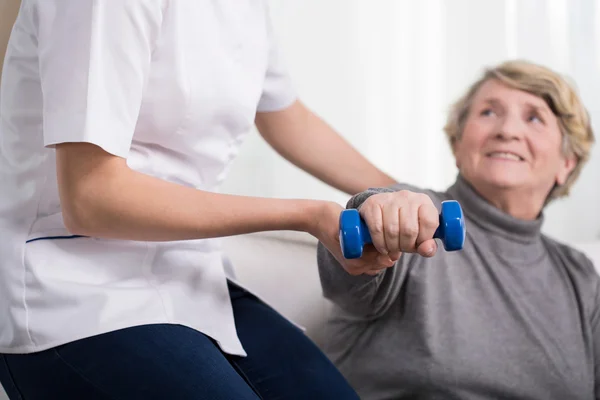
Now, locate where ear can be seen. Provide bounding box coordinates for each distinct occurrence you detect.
[555,154,577,186]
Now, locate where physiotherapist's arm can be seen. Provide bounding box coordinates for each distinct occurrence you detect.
[35,1,389,275]
[255,100,397,195]
[56,142,341,242]
[31,1,335,246]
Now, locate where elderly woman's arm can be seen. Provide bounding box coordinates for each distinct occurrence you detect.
[318,241,407,318]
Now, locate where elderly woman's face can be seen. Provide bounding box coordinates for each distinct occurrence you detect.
[453,79,576,198]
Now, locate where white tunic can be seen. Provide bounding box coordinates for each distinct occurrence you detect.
[0,0,296,356]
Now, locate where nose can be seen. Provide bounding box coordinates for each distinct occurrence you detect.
[496,114,525,141]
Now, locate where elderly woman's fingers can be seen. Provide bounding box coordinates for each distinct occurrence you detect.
[359,191,440,258]
[398,202,420,252]
[383,204,401,258]
[416,239,438,257]
[360,203,388,256]
[416,200,440,249]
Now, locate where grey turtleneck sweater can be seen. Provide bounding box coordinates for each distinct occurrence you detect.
[317,176,600,400]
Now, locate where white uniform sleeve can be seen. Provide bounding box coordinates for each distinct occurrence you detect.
[256,4,297,113]
[34,0,164,158]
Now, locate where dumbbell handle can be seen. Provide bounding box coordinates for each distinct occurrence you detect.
[339,200,466,259]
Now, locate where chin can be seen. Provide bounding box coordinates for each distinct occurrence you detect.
[473,161,529,186]
[479,173,529,190]
[465,166,529,190]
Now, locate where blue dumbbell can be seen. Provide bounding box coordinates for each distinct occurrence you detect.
[339,200,466,259]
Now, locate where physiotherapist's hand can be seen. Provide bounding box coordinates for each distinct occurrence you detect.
[311,201,397,276]
[359,190,439,260]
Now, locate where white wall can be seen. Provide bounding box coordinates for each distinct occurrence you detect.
[0,0,20,84]
[221,0,600,244]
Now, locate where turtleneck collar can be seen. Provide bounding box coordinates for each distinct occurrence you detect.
[446,174,543,243]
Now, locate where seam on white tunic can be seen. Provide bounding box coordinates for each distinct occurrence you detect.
[22,172,51,350]
[141,242,169,321]
[19,235,35,349]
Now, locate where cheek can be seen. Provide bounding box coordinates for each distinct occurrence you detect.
[528,122,564,163]
[529,135,563,166]
[463,117,490,140]
[457,123,486,155]
[454,139,480,168]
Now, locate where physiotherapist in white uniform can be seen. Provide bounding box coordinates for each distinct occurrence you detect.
[0,1,399,399]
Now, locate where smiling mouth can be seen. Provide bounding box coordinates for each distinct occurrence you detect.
[486,152,525,161]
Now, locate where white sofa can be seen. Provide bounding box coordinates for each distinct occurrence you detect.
[223,233,334,348]
[1,235,599,399]
[224,234,600,346]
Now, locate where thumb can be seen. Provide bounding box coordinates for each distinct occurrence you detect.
[417,239,437,257]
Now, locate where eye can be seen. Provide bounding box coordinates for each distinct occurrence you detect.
[480,108,495,117]
[528,113,544,124]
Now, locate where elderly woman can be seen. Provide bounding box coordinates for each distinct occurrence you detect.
[317,60,598,399]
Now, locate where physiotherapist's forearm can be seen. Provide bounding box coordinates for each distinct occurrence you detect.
[256,101,397,195]
[56,143,331,242]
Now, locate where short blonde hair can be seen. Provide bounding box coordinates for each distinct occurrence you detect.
[444,60,594,202]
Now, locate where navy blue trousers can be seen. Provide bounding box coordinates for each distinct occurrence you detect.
[0,282,358,399]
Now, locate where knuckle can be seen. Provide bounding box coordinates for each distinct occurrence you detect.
[384,222,399,237]
[417,193,432,203]
[396,190,412,201]
[380,192,393,200]
[366,193,385,206]
[369,220,384,235]
[422,216,439,229]
[363,197,376,208]
[401,225,419,238]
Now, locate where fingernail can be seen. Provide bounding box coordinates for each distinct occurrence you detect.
[426,247,434,256]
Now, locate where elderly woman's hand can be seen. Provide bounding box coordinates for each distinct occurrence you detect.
[359,191,440,259]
